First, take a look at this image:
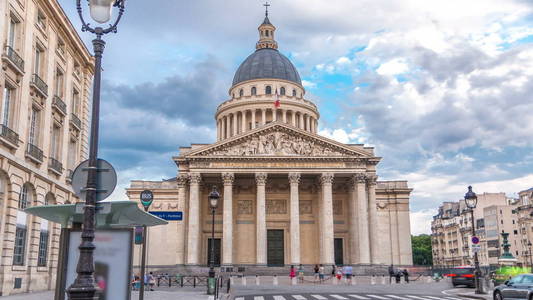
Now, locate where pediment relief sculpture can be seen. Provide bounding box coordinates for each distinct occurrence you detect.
[195,131,358,157]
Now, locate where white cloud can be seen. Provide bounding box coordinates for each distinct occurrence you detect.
[410,209,437,235]
[302,80,317,88]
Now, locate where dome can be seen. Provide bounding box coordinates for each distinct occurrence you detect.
[232,48,302,86]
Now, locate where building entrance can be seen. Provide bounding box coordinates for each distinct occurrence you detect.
[267,229,284,266]
[207,238,221,266]
[334,238,344,265]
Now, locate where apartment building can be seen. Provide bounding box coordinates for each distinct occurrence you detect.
[516,188,533,267]
[0,0,93,295]
[431,193,521,268]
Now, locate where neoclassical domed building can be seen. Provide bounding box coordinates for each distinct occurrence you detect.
[127,11,413,271]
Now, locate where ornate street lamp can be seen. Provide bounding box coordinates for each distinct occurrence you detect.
[464,186,483,294]
[67,1,126,300]
[207,186,220,295]
[527,241,533,273]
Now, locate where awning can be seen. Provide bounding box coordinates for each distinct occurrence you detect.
[25,200,168,228]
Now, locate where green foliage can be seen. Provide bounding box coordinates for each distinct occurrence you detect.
[412,234,433,265]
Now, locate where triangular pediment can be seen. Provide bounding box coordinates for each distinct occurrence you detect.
[182,123,373,158]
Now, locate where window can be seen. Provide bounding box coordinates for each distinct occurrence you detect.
[2,86,14,126]
[50,125,61,160]
[239,89,243,97]
[57,39,65,56]
[67,139,77,170]
[34,47,43,76]
[265,30,269,37]
[265,86,272,95]
[251,87,256,96]
[8,18,18,48]
[280,87,285,95]
[29,108,40,145]
[292,89,297,97]
[37,231,49,266]
[72,88,80,115]
[13,226,26,265]
[514,230,518,235]
[513,220,515,224]
[19,184,30,210]
[55,68,64,98]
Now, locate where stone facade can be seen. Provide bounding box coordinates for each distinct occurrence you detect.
[127,13,413,271]
[0,0,93,295]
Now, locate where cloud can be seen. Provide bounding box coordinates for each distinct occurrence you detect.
[410,209,437,235]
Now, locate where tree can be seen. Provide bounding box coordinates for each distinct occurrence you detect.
[412,234,433,265]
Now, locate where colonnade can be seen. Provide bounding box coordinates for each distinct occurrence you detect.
[180,172,380,266]
[216,108,318,140]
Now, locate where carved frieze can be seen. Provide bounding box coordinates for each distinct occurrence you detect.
[176,173,188,188]
[299,200,312,215]
[238,200,253,215]
[266,200,287,214]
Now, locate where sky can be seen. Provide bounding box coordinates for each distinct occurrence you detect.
[59,0,533,235]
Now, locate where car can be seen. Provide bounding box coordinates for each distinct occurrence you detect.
[448,266,476,288]
[494,274,533,300]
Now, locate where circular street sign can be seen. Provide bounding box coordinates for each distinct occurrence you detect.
[472,236,480,244]
[140,190,154,209]
[71,159,117,202]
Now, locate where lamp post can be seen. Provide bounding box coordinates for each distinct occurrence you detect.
[68,1,125,300]
[527,241,533,273]
[464,185,483,294]
[207,186,220,295]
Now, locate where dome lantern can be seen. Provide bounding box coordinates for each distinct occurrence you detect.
[256,2,278,50]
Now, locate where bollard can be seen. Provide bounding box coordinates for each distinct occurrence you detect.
[427,276,432,283]
[381,275,386,285]
[400,276,405,284]
[242,276,247,286]
[273,275,278,285]
[256,275,260,285]
[230,275,235,285]
[343,276,347,284]
[351,275,356,285]
[291,277,296,285]
[333,276,338,285]
[371,275,376,285]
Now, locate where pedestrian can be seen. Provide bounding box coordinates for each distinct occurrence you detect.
[289,265,296,281]
[388,264,394,283]
[298,264,305,283]
[335,267,342,281]
[331,265,336,277]
[314,264,320,282]
[403,269,409,283]
[319,264,325,283]
[148,272,155,291]
[343,265,353,280]
[395,271,401,283]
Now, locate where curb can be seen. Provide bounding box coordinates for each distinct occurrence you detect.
[457,293,491,300]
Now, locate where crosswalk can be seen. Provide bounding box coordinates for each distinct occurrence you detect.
[234,294,465,300]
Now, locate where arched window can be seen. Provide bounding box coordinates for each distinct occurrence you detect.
[280,87,285,95]
[266,30,269,37]
[251,87,257,95]
[292,89,297,97]
[19,183,30,210]
[14,183,33,266]
[265,86,272,95]
[239,89,244,97]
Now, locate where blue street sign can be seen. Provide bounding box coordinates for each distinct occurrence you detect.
[149,211,183,221]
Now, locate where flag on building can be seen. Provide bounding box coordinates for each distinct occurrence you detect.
[274,89,281,108]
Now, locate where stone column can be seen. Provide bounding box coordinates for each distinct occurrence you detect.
[367,174,379,264]
[176,174,188,264]
[310,117,314,133]
[355,173,370,264]
[348,176,359,264]
[233,114,238,136]
[299,113,304,129]
[292,111,296,127]
[187,173,201,264]
[242,111,247,133]
[255,173,268,265]
[273,109,277,122]
[251,109,256,129]
[305,115,310,131]
[320,173,335,264]
[289,173,301,264]
[261,109,266,125]
[222,173,234,265]
[282,110,287,123]
[225,116,230,139]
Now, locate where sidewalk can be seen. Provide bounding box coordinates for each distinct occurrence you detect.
[0,288,217,300]
[456,291,492,300]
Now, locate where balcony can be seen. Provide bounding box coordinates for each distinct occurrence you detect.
[52,96,67,116]
[70,113,81,130]
[2,46,24,74]
[0,124,19,148]
[26,143,43,163]
[48,158,63,175]
[66,169,73,183]
[31,74,48,98]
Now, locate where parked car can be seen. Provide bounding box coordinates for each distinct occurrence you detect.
[494,274,533,300]
[447,266,476,288]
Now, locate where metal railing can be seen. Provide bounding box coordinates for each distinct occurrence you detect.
[4,45,24,71]
[0,124,19,146]
[49,157,63,174]
[52,96,67,115]
[26,143,44,162]
[70,113,81,129]
[31,74,48,97]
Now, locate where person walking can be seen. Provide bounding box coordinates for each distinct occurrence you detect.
[289,265,296,283]
[298,264,305,283]
[148,272,155,291]
[319,264,325,283]
[314,264,320,282]
[388,264,395,283]
[343,265,353,280]
[403,269,410,283]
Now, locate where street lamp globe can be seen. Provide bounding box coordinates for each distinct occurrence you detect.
[464,185,478,209]
[209,186,220,209]
[89,0,117,23]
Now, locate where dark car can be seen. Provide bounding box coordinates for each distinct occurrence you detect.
[449,267,476,288]
[494,274,533,300]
